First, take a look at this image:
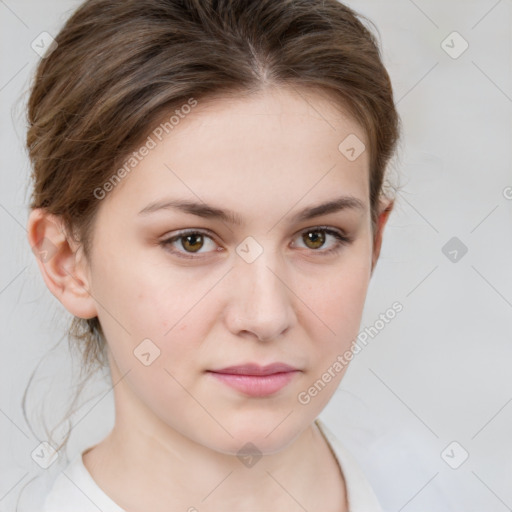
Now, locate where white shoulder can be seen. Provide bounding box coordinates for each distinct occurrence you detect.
[41,449,125,512]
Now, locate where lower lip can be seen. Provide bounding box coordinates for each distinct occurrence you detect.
[208,371,299,397]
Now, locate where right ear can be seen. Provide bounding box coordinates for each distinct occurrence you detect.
[27,209,98,319]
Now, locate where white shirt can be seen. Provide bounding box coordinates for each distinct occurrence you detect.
[41,418,383,511]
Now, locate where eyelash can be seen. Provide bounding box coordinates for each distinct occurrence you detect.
[160,226,352,260]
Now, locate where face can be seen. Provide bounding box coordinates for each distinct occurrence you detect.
[82,86,375,455]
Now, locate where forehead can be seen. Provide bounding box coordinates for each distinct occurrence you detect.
[100,86,370,220]
[167,85,367,156]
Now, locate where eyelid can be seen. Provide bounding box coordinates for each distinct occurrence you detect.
[292,224,349,240]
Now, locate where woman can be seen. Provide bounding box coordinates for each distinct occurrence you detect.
[25,0,400,509]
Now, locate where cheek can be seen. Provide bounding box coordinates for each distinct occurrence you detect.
[95,273,210,415]
[89,236,226,376]
[91,244,198,333]
[301,257,371,339]
[103,268,218,375]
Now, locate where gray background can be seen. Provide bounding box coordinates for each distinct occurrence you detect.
[1,0,511,510]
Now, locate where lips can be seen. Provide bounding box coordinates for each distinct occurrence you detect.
[207,363,300,397]
[210,362,298,376]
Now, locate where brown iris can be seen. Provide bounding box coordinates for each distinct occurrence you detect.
[181,233,204,253]
[303,230,325,250]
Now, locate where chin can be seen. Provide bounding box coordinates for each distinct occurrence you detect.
[202,413,309,456]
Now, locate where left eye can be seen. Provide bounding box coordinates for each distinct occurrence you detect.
[293,227,351,254]
[160,227,351,259]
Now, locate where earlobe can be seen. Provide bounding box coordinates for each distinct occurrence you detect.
[371,199,394,274]
[27,209,98,319]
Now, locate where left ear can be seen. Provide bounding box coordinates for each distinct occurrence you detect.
[371,199,394,274]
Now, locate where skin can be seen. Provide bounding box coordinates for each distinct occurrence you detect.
[28,85,393,511]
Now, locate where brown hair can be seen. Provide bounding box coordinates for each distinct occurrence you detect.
[23,0,400,485]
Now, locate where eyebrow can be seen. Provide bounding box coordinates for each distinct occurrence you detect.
[138,196,365,226]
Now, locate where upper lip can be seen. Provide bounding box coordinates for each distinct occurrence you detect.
[209,363,299,376]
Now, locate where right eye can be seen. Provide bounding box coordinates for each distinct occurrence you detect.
[160,229,221,259]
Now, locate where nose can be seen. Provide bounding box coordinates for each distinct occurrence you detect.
[223,247,296,342]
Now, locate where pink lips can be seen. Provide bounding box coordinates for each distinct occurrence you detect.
[207,363,300,397]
